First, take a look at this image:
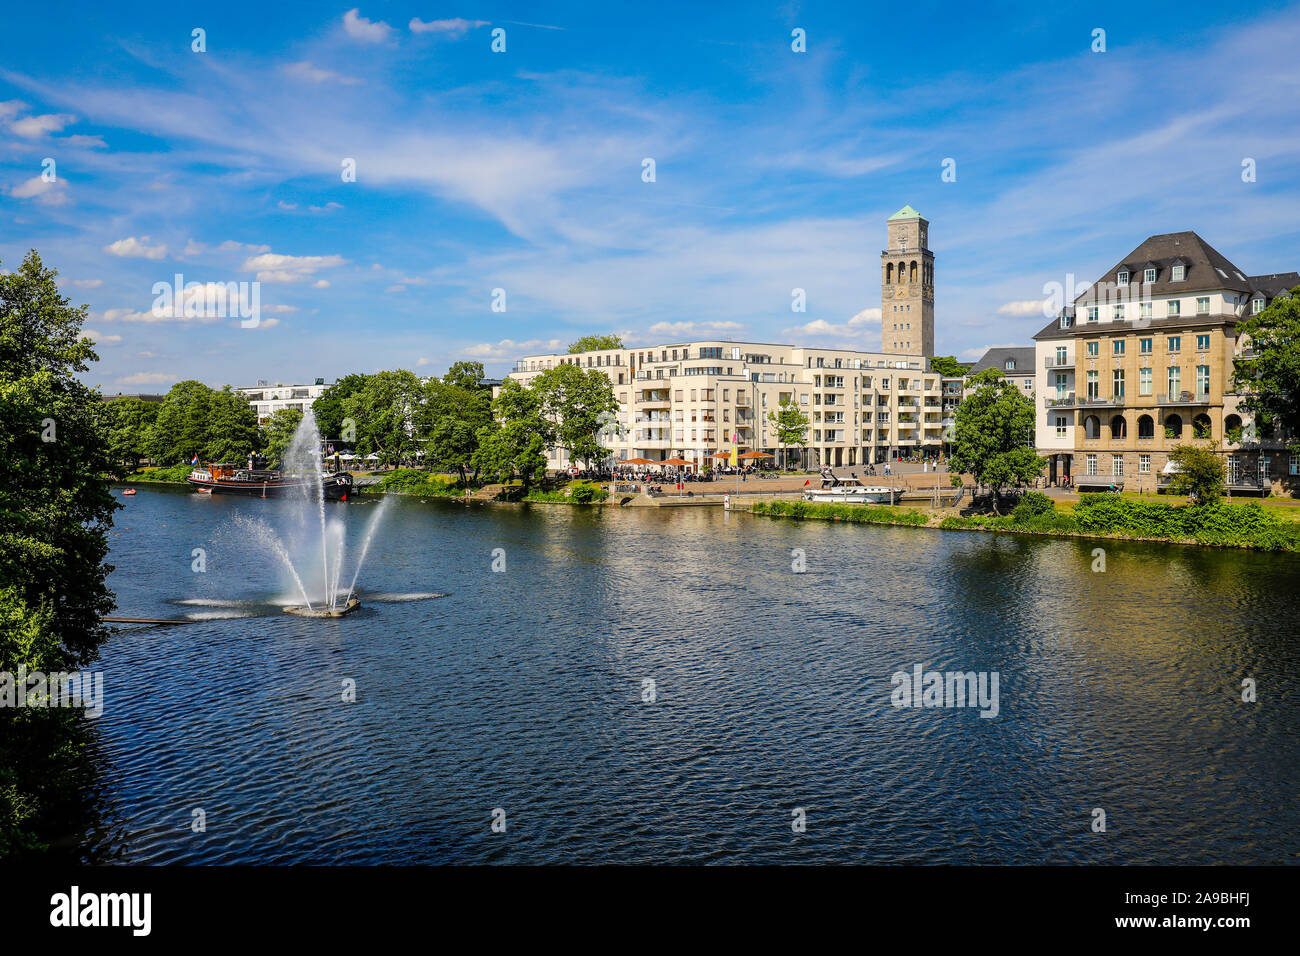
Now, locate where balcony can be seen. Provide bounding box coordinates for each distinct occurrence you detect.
[1044,393,1076,408]
[1079,395,1124,406]
[1044,356,1075,369]
[1158,391,1212,406]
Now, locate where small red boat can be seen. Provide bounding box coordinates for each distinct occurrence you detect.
[122,488,137,496]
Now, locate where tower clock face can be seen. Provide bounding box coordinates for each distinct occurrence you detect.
[895,285,908,297]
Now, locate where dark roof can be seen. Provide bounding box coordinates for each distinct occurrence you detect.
[1246,272,1300,298]
[1076,231,1252,301]
[101,392,165,403]
[968,347,1035,376]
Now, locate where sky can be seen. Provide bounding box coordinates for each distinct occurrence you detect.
[2,1,1299,392]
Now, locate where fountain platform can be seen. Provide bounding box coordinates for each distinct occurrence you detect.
[284,598,362,618]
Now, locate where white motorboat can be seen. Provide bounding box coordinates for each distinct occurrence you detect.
[803,475,898,504]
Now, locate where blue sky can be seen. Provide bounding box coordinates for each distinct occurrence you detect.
[3,1,1299,391]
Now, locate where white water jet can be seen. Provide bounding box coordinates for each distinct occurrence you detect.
[233,513,314,609]
[345,496,393,604]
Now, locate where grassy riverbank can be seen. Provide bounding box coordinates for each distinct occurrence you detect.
[750,493,1300,552]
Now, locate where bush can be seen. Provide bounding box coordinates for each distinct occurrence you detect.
[1011,491,1054,520]
[126,463,192,483]
[378,469,463,496]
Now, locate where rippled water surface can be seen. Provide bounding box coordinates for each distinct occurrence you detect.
[88,487,1300,864]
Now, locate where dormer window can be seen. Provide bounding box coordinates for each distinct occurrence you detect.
[1171,263,1185,282]
[1005,359,1015,370]
[1252,296,1265,314]
[1144,267,1156,283]
[1117,270,1130,286]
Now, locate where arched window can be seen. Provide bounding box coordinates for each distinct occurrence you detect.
[1110,415,1127,439]
[1193,413,1212,439]
[910,260,918,282]
[1164,414,1183,440]
[1084,415,1101,439]
[1137,414,1154,439]
[1224,414,1242,441]
[886,262,893,284]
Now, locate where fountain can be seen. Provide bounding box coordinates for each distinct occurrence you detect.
[236,409,389,618]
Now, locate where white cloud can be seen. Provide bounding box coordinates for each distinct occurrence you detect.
[997,299,1050,316]
[313,279,331,289]
[57,134,107,148]
[0,100,25,121]
[416,356,431,366]
[72,278,103,288]
[385,284,406,293]
[117,372,177,385]
[241,251,346,283]
[343,8,392,43]
[644,320,743,338]
[782,308,880,339]
[10,176,69,206]
[264,304,298,314]
[217,240,271,253]
[309,202,343,212]
[284,61,361,85]
[82,329,122,344]
[463,337,564,359]
[10,112,75,138]
[183,239,205,256]
[104,236,167,260]
[409,17,488,36]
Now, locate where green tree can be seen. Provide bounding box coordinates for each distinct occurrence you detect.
[103,397,159,475]
[262,407,303,465]
[532,364,618,468]
[204,387,261,462]
[311,373,370,444]
[473,379,550,488]
[567,334,624,353]
[947,368,1044,513]
[768,399,809,471]
[146,380,214,463]
[929,355,968,377]
[1232,286,1300,452]
[421,365,493,483]
[1,251,117,854]
[1166,443,1226,505]
[341,369,425,465]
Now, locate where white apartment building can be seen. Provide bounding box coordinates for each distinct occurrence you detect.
[237,379,331,424]
[506,341,948,471]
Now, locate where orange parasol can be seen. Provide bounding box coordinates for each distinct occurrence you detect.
[623,457,655,465]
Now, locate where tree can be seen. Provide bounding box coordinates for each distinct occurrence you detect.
[420,364,493,482]
[567,334,624,353]
[311,373,369,444]
[204,387,261,463]
[1166,443,1225,505]
[341,369,426,465]
[473,379,550,488]
[146,381,259,464]
[532,364,618,468]
[1232,286,1300,452]
[1,251,117,853]
[929,355,968,377]
[262,407,303,465]
[768,399,809,471]
[947,368,1044,513]
[103,397,159,475]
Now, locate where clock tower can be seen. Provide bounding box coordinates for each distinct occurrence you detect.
[880,205,934,356]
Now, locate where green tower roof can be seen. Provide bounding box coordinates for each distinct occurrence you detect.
[887,204,922,221]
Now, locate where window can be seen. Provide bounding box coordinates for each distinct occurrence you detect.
[1196,334,1210,351]
[1291,454,1300,477]
[1113,340,1125,355]
[1138,415,1154,439]
[1197,297,1210,314]
[1086,453,1098,475]
[1172,263,1185,282]
[1112,368,1125,399]
[1140,302,1152,319]
[1167,299,1180,316]
[1004,359,1015,370]
[1139,454,1151,473]
[1112,454,1124,476]
[1113,304,1125,320]
[1086,370,1099,399]
[1087,341,1099,357]
[1144,267,1156,283]
[1140,337,1153,354]
[1118,270,1130,286]
[1252,297,1265,314]
[1167,366,1180,396]
[1087,307,1099,323]
[1167,336,1181,353]
[1139,367,1152,395]
[1196,365,1210,398]
[1055,416,1067,438]
[1056,346,1068,365]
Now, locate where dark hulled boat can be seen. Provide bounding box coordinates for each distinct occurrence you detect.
[186,463,352,500]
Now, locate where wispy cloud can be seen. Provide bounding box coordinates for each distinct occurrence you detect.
[408,18,488,36]
[342,8,392,43]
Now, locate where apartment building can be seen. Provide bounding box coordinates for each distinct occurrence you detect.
[1033,231,1298,493]
[507,342,948,471]
[964,347,1035,400]
[237,379,331,424]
